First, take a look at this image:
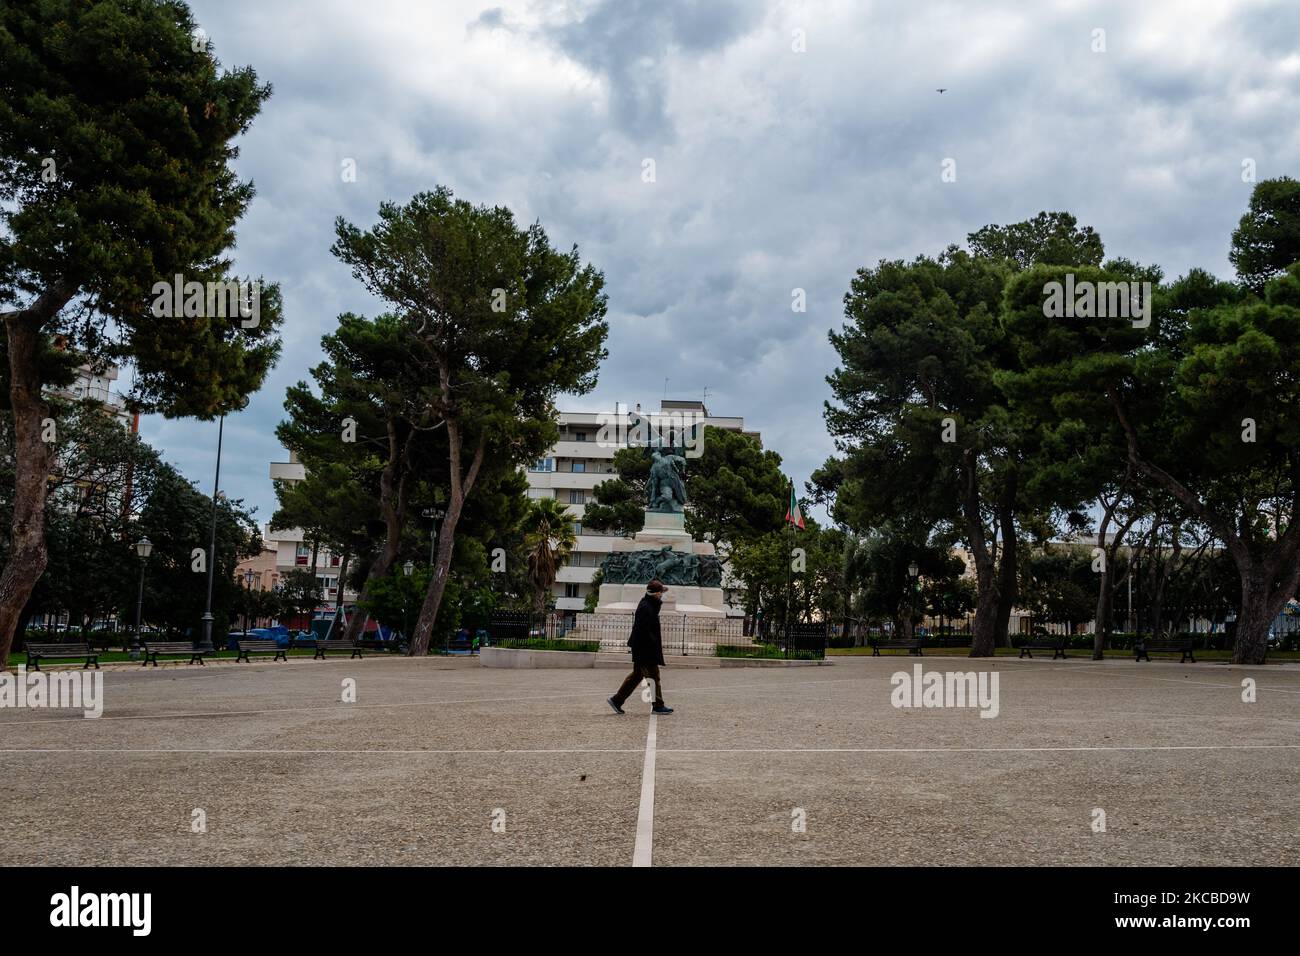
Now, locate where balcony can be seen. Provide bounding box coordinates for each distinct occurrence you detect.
[551,441,617,459]
[542,471,611,491]
[556,565,598,583]
[270,461,306,482]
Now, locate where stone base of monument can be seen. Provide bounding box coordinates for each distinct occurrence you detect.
[594,582,727,618]
[593,509,727,619]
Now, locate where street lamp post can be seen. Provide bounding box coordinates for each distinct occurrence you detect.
[422,509,444,566]
[132,537,153,660]
[200,415,225,651]
[243,568,255,635]
[402,560,415,642]
[908,561,920,642]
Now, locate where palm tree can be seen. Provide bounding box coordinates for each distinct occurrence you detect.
[524,498,576,617]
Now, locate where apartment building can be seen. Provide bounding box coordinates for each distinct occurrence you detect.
[263,449,356,605]
[525,399,760,617]
[48,361,135,429]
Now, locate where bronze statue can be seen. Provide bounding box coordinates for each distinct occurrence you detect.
[647,447,687,513]
[699,555,723,588]
[600,551,629,585]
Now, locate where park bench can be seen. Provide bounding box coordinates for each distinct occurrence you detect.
[235,639,287,663]
[871,638,923,656]
[358,639,404,654]
[1018,636,1068,659]
[309,640,365,660]
[141,642,210,666]
[24,642,99,671]
[1135,639,1195,663]
[926,635,973,649]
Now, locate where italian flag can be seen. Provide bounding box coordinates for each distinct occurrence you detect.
[785,481,805,530]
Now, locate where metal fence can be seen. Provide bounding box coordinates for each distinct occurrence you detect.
[480,610,825,659]
[832,603,1300,651]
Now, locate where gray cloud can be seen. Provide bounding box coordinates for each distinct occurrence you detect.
[144,0,1300,526]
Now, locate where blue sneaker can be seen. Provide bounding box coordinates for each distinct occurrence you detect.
[652,705,674,715]
[607,697,625,715]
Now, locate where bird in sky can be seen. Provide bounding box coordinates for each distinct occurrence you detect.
[937,88,947,93]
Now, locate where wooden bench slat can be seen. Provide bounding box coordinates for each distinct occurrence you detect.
[1135,640,1195,663]
[24,643,99,670]
[311,641,363,659]
[141,642,210,667]
[235,640,287,663]
[870,639,923,656]
[1018,637,1068,660]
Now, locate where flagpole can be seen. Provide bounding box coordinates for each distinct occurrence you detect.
[784,479,794,659]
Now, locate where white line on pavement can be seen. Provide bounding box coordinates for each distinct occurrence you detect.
[2,742,1296,756]
[632,715,657,868]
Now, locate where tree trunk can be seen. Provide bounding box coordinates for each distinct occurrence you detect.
[1093,570,1113,660]
[1092,501,1115,661]
[960,449,999,657]
[343,420,411,642]
[969,573,998,656]
[330,551,350,639]
[0,316,58,669]
[1234,563,1298,664]
[409,425,486,656]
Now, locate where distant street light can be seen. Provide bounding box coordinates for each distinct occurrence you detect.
[243,568,256,634]
[200,415,225,651]
[422,508,444,565]
[908,561,920,641]
[132,537,152,660]
[402,560,416,643]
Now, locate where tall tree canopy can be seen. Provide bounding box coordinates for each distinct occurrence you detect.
[998,179,1300,662]
[822,214,1109,656]
[330,188,608,654]
[0,0,282,666]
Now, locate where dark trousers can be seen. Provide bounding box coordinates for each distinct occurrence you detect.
[613,662,664,708]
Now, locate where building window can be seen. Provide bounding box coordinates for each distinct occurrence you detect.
[296,544,310,566]
[575,432,587,442]
[527,488,551,500]
[529,458,555,472]
[571,461,586,473]
[564,584,580,599]
[572,522,582,535]
[569,489,585,504]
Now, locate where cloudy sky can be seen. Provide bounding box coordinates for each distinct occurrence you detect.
[146,0,1300,524]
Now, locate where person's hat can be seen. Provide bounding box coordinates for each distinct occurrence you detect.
[647,579,668,594]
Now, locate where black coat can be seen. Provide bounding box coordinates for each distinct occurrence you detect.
[627,594,664,666]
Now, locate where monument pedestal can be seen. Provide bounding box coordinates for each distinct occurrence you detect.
[594,510,726,618]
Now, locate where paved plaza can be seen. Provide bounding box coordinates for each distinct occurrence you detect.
[2,655,1296,866]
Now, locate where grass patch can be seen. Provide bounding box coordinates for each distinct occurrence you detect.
[827,645,1300,661]
[715,643,823,661]
[493,639,600,653]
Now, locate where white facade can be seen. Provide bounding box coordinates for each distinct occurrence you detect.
[525,400,759,614]
[264,450,357,604]
[49,362,133,428]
